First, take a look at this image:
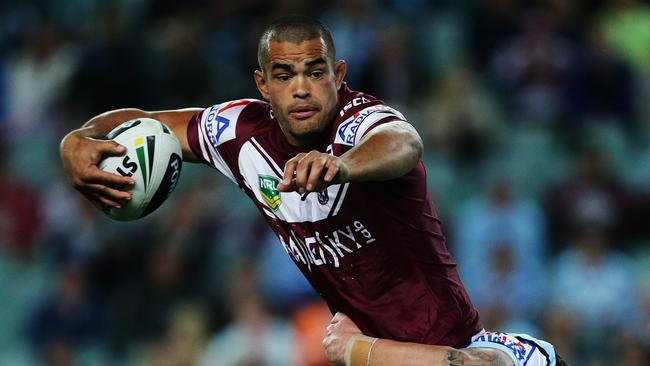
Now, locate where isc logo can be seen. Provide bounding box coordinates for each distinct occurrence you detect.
[116,156,138,177]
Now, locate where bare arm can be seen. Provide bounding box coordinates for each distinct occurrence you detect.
[69,107,202,160]
[323,313,514,366]
[278,121,423,193]
[369,341,514,366]
[341,121,423,182]
[59,107,202,210]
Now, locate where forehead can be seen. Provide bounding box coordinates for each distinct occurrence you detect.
[266,39,328,68]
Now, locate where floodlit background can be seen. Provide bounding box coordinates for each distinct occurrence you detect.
[0,0,649,365]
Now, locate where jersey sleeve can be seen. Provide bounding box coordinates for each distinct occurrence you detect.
[334,103,408,147]
[186,102,239,184]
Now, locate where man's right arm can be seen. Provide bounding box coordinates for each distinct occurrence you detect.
[59,107,203,210]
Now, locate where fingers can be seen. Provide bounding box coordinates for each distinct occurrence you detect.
[278,153,304,192]
[95,139,127,156]
[81,190,122,210]
[304,155,329,192]
[62,132,136,212]
[82,165,135,187]
[323,159,341,183]
[280,151,342,194]
[87,184,132,202]
[91,192,123,209]
[82,192,108,211]
[332,312,348,323]
[64,136,134,189]
[295,154,315,193]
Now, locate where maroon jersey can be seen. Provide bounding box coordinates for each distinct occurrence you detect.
[186,84,482,346]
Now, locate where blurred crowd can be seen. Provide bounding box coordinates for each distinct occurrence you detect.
[0,0,649,365]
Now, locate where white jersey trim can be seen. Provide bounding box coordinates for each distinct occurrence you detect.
[196,112,237,183]
[251,137,283,175]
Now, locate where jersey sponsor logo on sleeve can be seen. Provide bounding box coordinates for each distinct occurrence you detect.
[204,104,229,146]
[203,99,253,147]
[259,175,281,211]
[336,105,404,146]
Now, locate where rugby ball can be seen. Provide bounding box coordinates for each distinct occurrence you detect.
[98,118,183,221]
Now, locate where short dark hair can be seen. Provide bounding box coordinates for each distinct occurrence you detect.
[257,15,336,71]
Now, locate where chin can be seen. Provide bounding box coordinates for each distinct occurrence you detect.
[291,125,327,145]
[290,117,323,133]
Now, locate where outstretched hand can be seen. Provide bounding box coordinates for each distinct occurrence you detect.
[60,130,134,210]
[277,150,350,194]
[323,312,362,366]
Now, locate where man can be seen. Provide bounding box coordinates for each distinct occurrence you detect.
[323,313,567,366]
[61,15,480,348]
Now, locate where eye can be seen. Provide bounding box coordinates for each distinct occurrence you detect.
[311,70,324,79]
[276,74,291,82]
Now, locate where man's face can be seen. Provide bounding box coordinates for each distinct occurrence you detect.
[254,38,346,146]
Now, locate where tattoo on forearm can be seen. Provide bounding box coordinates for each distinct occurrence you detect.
[447,350,466,366]
[446,348,515,366]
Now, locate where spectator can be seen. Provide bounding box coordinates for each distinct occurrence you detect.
[5,21,78,137]
[199,264,293,366]
[26,263,99,366]
[550,228,641,363]
[0,147,41,260]
[139,304,209,366]
[420,64,504,166]
[489,8,576,125]
[543,146,635,248]
[568,22,636,128]
[453,177,548,330]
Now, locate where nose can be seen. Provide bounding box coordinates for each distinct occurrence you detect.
[293,75,310,99]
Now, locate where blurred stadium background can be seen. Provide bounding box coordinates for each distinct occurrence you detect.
[0,0,649,365]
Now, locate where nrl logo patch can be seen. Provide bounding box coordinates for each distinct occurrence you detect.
[259,175,281,211]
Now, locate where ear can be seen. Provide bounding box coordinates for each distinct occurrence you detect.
[333,60,347,90]
[254,70,270,100]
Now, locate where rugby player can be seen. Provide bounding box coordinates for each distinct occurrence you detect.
[323,312,567,366]
[60,15,560,361]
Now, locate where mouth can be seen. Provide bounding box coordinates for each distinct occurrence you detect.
[289,105,319,120]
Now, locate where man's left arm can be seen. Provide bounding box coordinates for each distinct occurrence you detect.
[278,121,423,193]
[323,313,515,366]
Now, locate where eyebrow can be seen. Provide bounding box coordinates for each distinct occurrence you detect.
[271,63,293,72]
[270,57,328,73]
[305,57,327,68]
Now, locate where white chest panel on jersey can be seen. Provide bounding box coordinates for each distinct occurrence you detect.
[238,137,349,223]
